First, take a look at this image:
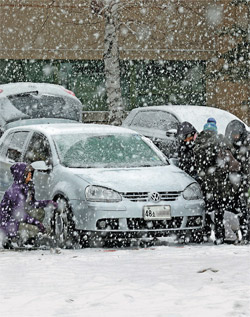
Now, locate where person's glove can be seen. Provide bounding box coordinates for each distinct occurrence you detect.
[48,201,58,209]
[37,222,46,233]
[51,201,58,209]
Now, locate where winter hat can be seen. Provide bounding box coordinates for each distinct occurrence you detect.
[203,122,218,133]
[207,117,216,124]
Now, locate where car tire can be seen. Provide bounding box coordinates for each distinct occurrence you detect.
[177,232,191,244]
[81,232,105,248]
[51,196,80,249]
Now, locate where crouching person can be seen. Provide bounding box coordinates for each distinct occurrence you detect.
[0,162,57,248]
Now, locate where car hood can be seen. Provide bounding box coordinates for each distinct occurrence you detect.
[73,165,194,193]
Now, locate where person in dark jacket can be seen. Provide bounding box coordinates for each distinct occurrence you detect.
[225,119,250,242]
[194,119,240,244]
[0,162,57,248]
[176,121,198,178]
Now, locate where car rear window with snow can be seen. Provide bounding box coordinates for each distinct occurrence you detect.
[8,92,81,121]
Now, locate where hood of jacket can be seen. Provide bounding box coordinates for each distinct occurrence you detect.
[177,121,197,140]
[225,120,247,145]
[10,162,29,184]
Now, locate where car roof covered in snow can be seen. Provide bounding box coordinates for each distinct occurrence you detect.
[0,82,78,99]
[6,123,138,136]
[124,105,249,134]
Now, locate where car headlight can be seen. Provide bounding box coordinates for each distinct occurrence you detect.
[183,183,203,200]
[85,185,122,202]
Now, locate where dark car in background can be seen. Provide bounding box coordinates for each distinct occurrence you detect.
[0,82,83,136]
[122,105,249,157]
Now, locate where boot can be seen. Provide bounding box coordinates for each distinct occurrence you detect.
[2,238,14,249]
[214,212,225,245]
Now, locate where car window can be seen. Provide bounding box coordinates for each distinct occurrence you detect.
[23,132,52,165]
[8,92,82,122]
[131,111,178,131]
[0,133,14,158]
[3,131,29,162]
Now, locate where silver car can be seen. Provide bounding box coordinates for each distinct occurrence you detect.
[0,123,205,247]
[122,105,249,157]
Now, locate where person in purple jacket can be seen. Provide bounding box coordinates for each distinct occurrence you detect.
[0,162,57,248]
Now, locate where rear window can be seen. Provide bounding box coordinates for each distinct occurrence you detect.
[8,92,82,122]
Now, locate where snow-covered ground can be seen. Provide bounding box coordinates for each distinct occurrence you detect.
[0,244,249,317]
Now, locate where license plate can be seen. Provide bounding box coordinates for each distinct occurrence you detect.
[143,205,171,220]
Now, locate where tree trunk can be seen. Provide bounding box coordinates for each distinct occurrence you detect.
[103,1,125,125]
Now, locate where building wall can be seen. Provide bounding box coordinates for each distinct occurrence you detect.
[207,78,249,124]
[0,0,223,60]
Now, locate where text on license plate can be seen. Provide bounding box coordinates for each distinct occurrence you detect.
[143,205,171,220]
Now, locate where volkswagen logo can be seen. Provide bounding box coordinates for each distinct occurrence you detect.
[149,192,161,202]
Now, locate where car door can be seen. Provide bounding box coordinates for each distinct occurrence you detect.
[128,110,179,157]
[23,131,53,200]
[0,130,30,199]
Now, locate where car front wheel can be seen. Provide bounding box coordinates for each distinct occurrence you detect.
[51,196,80,248]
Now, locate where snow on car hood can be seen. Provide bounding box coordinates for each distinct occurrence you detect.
[73,165,193,193]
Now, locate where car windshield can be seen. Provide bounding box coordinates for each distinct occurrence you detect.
[53,133,167,168]
[8,92,81,122]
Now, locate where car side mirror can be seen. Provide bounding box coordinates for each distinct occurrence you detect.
[166,129,177,137]
[31,160,51,171]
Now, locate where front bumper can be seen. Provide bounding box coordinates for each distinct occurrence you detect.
[69,196,205,236]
